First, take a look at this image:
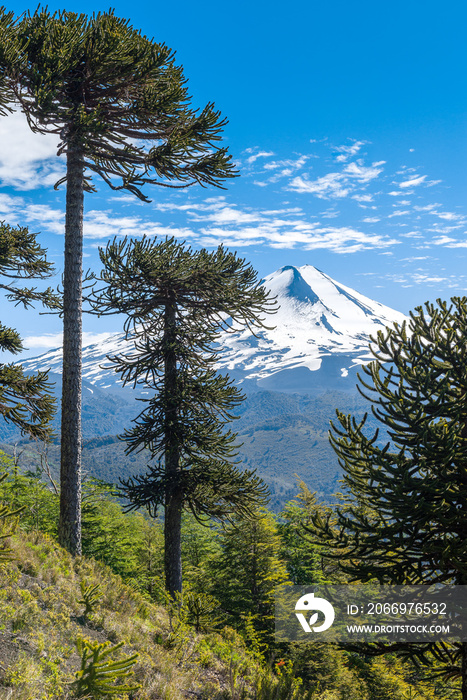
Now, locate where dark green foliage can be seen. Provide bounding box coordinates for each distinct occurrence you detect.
[317,297,467,586]
[184,589,221,632]
[0,452,59,536]
[8,8,237,199]
[81,479,144,580]
[0,223,57,440]
[4,6,238,555]
[253,661,315,700]
[0,8,20,114]
[93,236,274,595]
[0,388,376,505]
[311,297,467,690]
[278,484,331,585]
[210,508,289,647]
[72,637,140,697]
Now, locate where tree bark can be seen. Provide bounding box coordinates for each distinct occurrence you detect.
[163,297,183,598]
[58,140,84,555]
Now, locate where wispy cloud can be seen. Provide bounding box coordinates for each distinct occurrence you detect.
[399,175,427,188]
[244,149,275,165]
[334,140,366,162]
[83,210,194,239]
[343,160,385,182]
[288,172,350,198]
[431,235,467,248]
[252,154,309,184]
[287,158,384,199]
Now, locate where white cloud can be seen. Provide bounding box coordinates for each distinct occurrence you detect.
[334,140,366,162]
[431,235,467,248]
[399,175,427,188]
[24,204,64,234]
[196,218,398,254]
[344,160,385,182]
[245,150,275,165]
[0,111,64,190]
[0,193,22,216]
[352,193,375,203]
[320,209,339,219]
[434,211,465,221]
[388,210,411,218]
[288,172,349,198]
[188,205,260,226]
[414,204,440,211]
[399,231,423,238]
[257,155,309,184]
[84,210,195,240]
[432,235,457,245]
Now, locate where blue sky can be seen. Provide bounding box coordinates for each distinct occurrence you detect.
[2,0,467,359]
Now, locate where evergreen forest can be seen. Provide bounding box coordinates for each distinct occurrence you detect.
[0,6,466,700]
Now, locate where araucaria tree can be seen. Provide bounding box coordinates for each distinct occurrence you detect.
[4,9,237,554]
[312,297,467,697]
[93,237,274,596]
[0,223,57,439]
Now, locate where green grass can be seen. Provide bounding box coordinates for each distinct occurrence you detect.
[0,529,271,700]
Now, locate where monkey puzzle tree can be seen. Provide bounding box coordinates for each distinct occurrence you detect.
[4,8,237,554]
[93,236,274,596]
[311,297,467,698]
[0,223,57,440]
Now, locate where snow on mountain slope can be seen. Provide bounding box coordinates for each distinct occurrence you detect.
[20,265,407,394]
[215,265,406,389]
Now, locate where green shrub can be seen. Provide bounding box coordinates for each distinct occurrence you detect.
[72,636,140,698]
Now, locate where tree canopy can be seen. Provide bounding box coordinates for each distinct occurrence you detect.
[93,236,275,595]
[1,7,238,554]
[7,8,238,199]
[0,223,57,439]
[311,297,467,694]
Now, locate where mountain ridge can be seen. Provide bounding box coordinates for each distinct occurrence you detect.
[20,264,406,395]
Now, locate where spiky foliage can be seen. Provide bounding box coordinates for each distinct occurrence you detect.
[0,7,19,115]
[9,8,237,199]
[72,637,140,698]
[0,223,57,439]
[310,297,467,696]
[93,236,275,596]
[78,580,101,618]
[3,7,237,555]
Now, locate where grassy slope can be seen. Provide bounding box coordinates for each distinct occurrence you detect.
[0,527,461,700]
[0,530,266,700]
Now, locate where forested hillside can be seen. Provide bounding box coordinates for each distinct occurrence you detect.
[0,458,458,700]
[0,389,379,507]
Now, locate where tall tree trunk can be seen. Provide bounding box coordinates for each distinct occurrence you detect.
[164,296,183,598]
[58,139,84,555]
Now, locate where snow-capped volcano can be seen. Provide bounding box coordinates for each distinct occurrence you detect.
[20,265,407,394]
